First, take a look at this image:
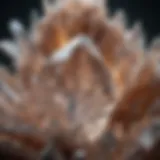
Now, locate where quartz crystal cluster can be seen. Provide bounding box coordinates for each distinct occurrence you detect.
[0,0,159,159]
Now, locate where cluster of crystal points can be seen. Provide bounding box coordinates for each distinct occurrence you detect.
[0,0,159,159]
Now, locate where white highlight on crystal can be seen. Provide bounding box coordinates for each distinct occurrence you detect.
[125,22,145,49]
[49,35,104,64]
[8,19,25,39]
[139,131,154,150]
[84,117,107,142]
[0,40,19,60]
[109,9,127,32]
